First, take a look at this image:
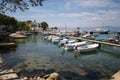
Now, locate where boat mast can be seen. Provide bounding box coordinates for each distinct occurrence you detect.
[65,24,67,33]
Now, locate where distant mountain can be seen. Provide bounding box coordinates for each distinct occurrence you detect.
[58,26,120,31]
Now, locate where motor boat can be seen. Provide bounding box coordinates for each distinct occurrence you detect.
[76,43,99,52]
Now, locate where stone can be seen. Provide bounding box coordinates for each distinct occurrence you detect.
[47,72,59,80]
[111,71,120,80]
[24,77,28,80]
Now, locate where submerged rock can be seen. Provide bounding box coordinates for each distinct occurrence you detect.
[18,72,59,80]
[47,72,59,80]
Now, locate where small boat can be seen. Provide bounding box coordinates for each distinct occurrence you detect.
[67,40,76,44]
[44,36,48,40]
[47,35,55,41]
[58,38,68,46]
[82,33,95,40]
[64,41,86,51]
[58,33,71,37]
[9,33,27,39]
[92,28,109,34]
[103,32,120,44]
[103,38,119,44]
[51,36,61,43]
[76,43,99,52]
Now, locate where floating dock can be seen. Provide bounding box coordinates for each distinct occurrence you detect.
[66,37,120,48]
[78,38,120,47]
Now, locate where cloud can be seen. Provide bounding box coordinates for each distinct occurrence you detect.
[64,2,71,10]
[58,12,97,18]
[5,0,120,27]
[29,7,53,13]
[64,0,120,9]
[74,0,110,7]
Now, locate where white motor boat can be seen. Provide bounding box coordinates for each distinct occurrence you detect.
[47,35,56,41]
[64,41,87,51]
[67,40,76,43]
[92,28,109,34]
[82,33,95,40]
[76,43,99,52]
[51,36,61,43]
[58,38,68,46]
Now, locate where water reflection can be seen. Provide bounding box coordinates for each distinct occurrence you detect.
[1,34,120,80]
[61,49,98,58]
[17,69,56,78]
[101,44,120,54]
[0,45,17,54]
[100,49,120,58]
[13,39,26,44]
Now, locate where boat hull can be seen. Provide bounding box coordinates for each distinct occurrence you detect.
[76,44,99,52]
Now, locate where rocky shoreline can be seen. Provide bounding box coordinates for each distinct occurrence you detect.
[0,55,59,80]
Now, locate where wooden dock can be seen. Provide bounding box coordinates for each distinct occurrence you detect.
[66,36,120,48]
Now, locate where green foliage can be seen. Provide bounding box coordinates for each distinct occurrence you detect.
[0,0,45,13]
[51,27,58,31]
[17,21,26,31]
[25,26,31,31]
[17,21,32,31]
[31,24,37,27]
[0,14,50,32]
[53,27,58,29]
[0,13,18,32]
[27,20,32,23]
[40,21,48,31]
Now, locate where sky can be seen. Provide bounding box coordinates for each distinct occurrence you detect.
[5,0,120,29]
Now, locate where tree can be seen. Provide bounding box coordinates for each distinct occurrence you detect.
[40,21,48,31]
[53,27,58,30]
[0,0,45,13]
[17,21,26,31]
[0,13,18,32]
[51,27,58,31]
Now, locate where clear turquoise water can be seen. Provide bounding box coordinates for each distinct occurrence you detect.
[1,34,120,80]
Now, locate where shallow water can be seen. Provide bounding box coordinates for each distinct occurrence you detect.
[1,34,120,80]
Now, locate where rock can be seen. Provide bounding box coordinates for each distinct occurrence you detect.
[47,72,59,80]
[29,78,33,80]
[0,57,4,63]
[43,74,49,79]
[111,71,120,80]
[40,78,45,80]
[37,77,40,80]
[24,77,28,80]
